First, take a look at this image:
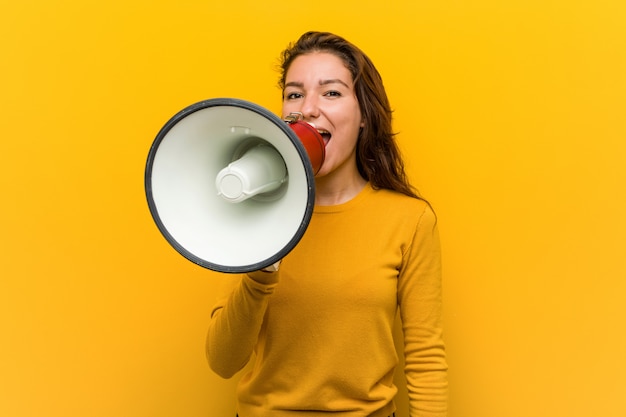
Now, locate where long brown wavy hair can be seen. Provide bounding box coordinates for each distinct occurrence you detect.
[278,31,419,199]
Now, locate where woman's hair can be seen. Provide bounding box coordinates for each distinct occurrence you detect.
[278,31,419,199]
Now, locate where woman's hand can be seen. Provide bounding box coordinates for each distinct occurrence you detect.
[246,261,281,285]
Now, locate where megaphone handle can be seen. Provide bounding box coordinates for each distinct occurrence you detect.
[261,261,281,273]
[247,261,281,284]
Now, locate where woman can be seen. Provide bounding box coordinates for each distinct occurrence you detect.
[207,31,448,417]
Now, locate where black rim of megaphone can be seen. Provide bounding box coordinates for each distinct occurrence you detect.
[145,98,316,273]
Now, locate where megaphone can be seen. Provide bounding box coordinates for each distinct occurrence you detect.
[145,98,325,273]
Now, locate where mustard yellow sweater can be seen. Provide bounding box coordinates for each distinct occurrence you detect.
[207,184,447,417]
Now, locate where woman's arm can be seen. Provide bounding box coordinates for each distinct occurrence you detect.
[206,271,279,378]
[398,205,448,417]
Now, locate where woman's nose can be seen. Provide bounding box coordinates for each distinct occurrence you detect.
[300,95,320,120]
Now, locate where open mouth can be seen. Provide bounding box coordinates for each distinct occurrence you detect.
[306,123,331,146]
[305,122,331,146]
[317,129,331,146]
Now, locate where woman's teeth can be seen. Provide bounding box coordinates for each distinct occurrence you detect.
[306,122,331,146]
[317,129,331,145]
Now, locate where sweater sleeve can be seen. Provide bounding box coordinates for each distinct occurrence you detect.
[206,273,278,379]
[398,204,448,417]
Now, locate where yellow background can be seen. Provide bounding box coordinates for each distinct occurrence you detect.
[1,1,625,416]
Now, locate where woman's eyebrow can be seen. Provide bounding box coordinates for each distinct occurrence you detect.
[284,81,304,88]
[319,79,350,88]
[284,79,350,89]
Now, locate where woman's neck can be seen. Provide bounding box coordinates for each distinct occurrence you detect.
[314,172,367,206]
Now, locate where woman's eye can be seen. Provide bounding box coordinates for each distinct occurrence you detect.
[325,90,342,97]
[285,92,303,100]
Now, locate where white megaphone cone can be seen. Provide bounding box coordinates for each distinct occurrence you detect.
[145,98,325,273]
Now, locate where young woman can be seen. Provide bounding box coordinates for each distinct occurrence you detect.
[207,31,448,417]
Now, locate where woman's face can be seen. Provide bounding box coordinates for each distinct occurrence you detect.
[282,52,363,179]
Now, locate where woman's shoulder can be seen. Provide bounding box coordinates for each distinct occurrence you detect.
[370,186,437,226]
[370,185,432,211]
